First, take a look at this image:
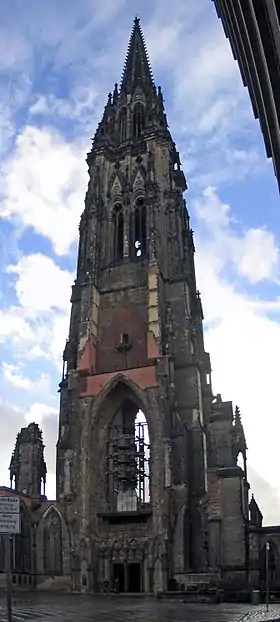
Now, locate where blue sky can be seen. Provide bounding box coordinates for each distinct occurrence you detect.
[0,0,280,523]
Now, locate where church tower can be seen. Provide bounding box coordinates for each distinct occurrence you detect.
[9,423,47,498]
[56,18,247,593]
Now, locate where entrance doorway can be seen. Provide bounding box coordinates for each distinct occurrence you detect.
[127,562,141,592]
[113,563,125,592]
[112,562,142,592]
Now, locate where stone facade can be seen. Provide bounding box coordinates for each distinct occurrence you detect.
[0,17,275,595]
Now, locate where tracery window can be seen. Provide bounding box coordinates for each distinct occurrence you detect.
[133,103,145,139]
[118,108,127,143]
[131,197,146,259]
[43,509,63,575]
[112,203,124,262]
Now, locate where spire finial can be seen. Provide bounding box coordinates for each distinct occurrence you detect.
[120,17,154,92]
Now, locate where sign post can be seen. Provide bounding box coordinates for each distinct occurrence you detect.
[0,496,20,622]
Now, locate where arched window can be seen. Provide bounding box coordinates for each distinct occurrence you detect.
[131,197,146,259]
[43,509,63,575]
[133,103,145,139]
[15,505,31,573]
[118,108,127,143]
[112,203,124,262]
[107,401,150,513]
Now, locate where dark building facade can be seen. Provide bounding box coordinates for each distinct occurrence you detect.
[0,18,278,595]
[212,0,280,191]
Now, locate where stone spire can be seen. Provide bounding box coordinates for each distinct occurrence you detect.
[89,16,168,154]
[120,17,155,94]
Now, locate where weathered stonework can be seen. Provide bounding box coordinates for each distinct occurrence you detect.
[1,17,276,596]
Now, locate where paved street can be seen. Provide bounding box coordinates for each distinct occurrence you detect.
[0,595,280,622]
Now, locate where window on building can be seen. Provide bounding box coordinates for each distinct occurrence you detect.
[133,103,145,139]
[43,509,63,576]
[118,108,127,143]
[15,506,31,573]
[112,203,124,262]
[131,198,146,259]
[106,402,150,513]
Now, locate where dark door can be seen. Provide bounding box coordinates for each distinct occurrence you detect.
[113,563,125,592]
[127,562,141,592]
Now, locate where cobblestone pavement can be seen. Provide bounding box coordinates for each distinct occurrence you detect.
[0,595,279,622]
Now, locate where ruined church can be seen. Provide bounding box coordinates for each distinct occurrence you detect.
[0,18,277,594]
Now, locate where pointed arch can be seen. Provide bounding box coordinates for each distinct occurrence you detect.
[130,196,147,259]
[14,503,32,573]
[131,164,146,192]
[118,107,127,142]
[85,374,152,516]
[112,203,124,262]
[132,102,145,139]
[89,373,152,431]
[43,506,63,575]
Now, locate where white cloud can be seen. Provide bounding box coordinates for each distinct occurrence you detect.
[0,309,34,345]
[2,363,52,397]
[193,188,280,501]
[7,253,74,315]
[25,401,57,425]
[238,228,279,284]
[0,254,71,368]
[194,187,280,284]
[0,126,88,255]
[0,29,31,73]
[29,85,99,123]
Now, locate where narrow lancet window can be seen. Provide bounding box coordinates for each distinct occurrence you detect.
[112,203,124,262]
[133,103,145,139]
[118,108,127,142]
[131,197,146,259]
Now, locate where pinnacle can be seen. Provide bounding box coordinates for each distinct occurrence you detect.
[120,16,155,92]
[233,405,247,449]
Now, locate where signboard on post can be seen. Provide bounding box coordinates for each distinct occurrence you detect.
[0,496,20,536]
[0,496,20,518]
[0,513,20,534]
[0,496,20,622]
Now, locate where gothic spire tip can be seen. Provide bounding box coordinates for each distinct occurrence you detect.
[120,15,154,91]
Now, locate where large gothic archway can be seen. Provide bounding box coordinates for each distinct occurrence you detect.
[106,400,150,513]
[89,378,152,516]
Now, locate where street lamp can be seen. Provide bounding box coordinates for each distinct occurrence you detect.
[266,541,270,613]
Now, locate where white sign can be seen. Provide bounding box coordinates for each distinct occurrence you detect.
[0,497,20,514]
[0,513,20,535]
[0,496,20,534]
